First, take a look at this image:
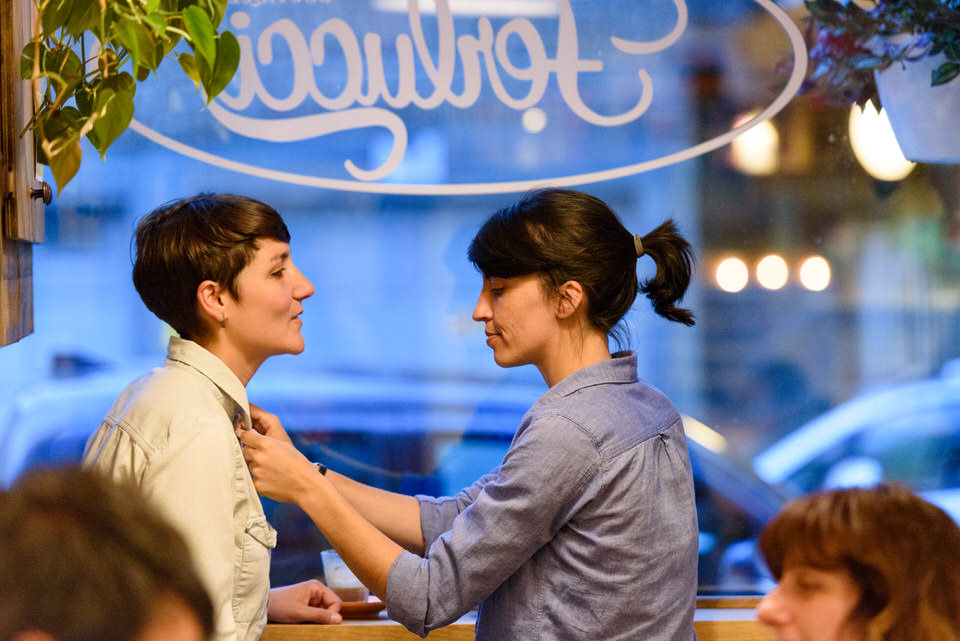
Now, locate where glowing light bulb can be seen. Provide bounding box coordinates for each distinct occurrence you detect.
[716,257,749,293]
[756,255,788,290]
[729,111,779,176]
[799,255,831,291]
[849,102,915,181]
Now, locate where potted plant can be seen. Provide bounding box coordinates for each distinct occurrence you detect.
[21,0,240,192]
[803,0,960,162]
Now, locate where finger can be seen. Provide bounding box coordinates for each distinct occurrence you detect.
[249,404,273,434]
[237,428,264,448]
[298,607,343,625]
[307,582,343,610]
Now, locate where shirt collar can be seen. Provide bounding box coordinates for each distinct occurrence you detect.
[534,351,638,406]
[165,336,251,430]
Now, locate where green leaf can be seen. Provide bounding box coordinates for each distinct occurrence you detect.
[211,30,240,98]
[163,31,183,57]
[38,107,84,192]
[113,19,161,75]
[112,20,143,73]
[110,72,137,96]
[183,5,216,68]
[86,87,135,158]
[147,0,162,13]
[946,40,960,61]
[61,0,101,37]
[145,11,167,35]
[40,105,83,142]
[208,0,228,27]
[20,41,47,80]
[932,61,960,86]
[47,47,84,94]
[178,52,201,90]
[46,137,83,193]
[198,30,239,101]
[74,83,96,118]
[39,0,67,35]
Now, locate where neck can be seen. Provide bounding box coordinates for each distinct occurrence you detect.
[196,336,262,386]
[537,327,611,388]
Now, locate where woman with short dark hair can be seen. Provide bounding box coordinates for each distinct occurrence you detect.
[85,194,341,641]
[241,188,700,640]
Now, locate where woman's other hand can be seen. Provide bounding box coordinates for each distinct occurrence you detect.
[238,428,318,504]
[268,580,343,624]
[249,403,294,445]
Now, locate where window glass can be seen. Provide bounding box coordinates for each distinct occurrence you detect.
[3,0,959,595]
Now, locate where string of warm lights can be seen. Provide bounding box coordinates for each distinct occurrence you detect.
[713,255,831,292]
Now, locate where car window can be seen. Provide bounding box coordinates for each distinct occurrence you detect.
[787,407,960,494]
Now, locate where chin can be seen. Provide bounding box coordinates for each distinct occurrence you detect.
[281,337,306,355]
[492,354,520,369]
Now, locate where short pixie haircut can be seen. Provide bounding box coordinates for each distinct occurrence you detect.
[759,484,960,641]
[132,194,290,340]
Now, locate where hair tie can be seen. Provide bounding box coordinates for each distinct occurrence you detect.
[633,234,644,258]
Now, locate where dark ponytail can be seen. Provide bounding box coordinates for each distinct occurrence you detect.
[637,219,695,326]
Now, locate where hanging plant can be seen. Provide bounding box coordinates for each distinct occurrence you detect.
[803,0,960,108]
[20,0,240,192]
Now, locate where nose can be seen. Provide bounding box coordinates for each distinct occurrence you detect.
[756,586,790,629]
[292,264,315,300]
[472,288,491,323]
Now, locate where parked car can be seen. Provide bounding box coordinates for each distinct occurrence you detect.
[1,363,784,592]
[753,361,960,523]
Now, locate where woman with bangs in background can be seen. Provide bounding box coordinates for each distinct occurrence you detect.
[756,483,960,641]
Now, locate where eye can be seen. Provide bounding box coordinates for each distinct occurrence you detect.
[789,570,826,595]
[795,578,821,593]
[271,268,286,278]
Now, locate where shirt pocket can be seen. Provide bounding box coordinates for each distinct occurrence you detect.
[233,516,277,625]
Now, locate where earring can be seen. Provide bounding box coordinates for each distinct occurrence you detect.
[220,313,226,328]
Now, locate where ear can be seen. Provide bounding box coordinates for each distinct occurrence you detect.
[196,279,227,329]
[555,280,585,320]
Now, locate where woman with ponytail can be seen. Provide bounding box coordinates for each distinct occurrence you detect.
[240,188,700,641]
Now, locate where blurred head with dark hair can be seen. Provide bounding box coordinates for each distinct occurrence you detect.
[0,466,215,641]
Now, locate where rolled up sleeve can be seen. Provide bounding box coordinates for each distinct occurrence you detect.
[384,415,600,636]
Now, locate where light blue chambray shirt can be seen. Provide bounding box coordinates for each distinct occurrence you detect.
[386,352,699,641]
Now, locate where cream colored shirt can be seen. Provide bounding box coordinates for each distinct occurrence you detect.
[83,337,276,641]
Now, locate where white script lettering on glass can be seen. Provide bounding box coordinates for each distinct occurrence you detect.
[209,0,686,180]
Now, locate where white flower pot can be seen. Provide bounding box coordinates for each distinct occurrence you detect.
[874,54,960,164]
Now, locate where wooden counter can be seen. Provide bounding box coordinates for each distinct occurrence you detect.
[261,598,773,641]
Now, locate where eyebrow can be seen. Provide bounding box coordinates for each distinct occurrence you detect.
[268,251,290,266]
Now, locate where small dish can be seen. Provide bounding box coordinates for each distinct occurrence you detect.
[340,598,386,620]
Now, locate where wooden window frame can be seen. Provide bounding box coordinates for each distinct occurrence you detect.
[1,0,47,346]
